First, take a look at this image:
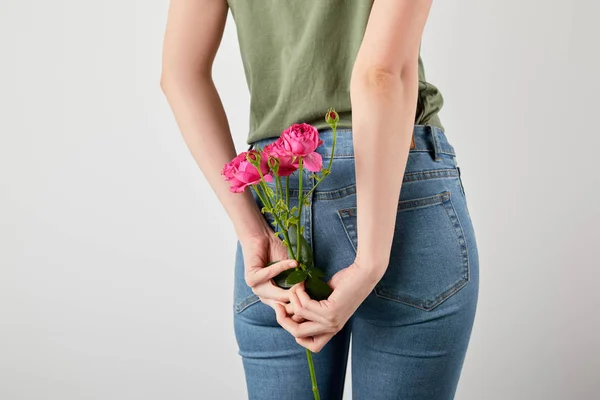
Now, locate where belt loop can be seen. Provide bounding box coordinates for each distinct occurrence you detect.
[428,124,441,161]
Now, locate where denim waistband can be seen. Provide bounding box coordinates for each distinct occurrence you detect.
[249,124,455,161]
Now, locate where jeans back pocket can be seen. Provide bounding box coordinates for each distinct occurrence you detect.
[337,190,470,311]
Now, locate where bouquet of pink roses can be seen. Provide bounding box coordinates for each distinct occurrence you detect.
[222,108,340,400]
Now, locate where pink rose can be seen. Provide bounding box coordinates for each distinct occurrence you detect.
[263,140,299,177]
[281,123,323,156]
[221,150,273,193]
[280,123,324,172]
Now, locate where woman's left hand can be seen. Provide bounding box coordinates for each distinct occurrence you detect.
[274,261,382,353]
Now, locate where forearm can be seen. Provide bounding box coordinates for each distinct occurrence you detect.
[349,65,420,280]
[160,74,268,239]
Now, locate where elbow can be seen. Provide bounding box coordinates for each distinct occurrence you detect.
[159,69,176,94]
[350,62,418,93]
[159,69,182,94]
[159,72,169,93]
[159,67,210,93]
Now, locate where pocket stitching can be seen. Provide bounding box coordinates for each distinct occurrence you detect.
[235,293,261,314]
[337,209,358,253]
[337,190,470,311]
[447,194,471,285]
[336,191,453,261]
[376,192,470,310]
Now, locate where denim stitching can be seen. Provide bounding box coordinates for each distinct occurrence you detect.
[319,147,456,158]
[375,279,469,311]
[429,124,442,161]
[374,191,461,308]
[319,148,456,158]
[336,210,358,254]
[373,191,469,310]
[235,294,261,313]
[403,168,459,183]
[337,190,470,311]
[449,195,471,283]
[338,190,451,217]
[442,195,470,282]
[397,191,450,211]
[410,148,455,156]
[251,127,455,155]
[295,169,458,201]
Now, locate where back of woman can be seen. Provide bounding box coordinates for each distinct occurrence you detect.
[227,0,445,146]
[161,1,479,399]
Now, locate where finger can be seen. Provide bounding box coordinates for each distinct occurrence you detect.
[293,281,330,315]
[296,332,335,353]
[246,259,298,288]
[274,304,332,338]
[261,298,278,310]
[253,281,291,303]
[289,288,330,326]
[276,303,315,336]
[264,299,301,321]
[280,302,305,322]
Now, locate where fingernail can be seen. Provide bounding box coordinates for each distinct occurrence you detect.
[289,261,297,267]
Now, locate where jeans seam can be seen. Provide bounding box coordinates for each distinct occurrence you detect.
[289,169,459,201]
[369,191,470,311]
[235,294,260,313]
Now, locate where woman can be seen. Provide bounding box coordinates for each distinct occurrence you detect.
[160,0,479,399]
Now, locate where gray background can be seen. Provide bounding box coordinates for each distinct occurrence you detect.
[1,1,599,399]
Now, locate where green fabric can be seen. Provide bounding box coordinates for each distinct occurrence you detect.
[227,0,444,145]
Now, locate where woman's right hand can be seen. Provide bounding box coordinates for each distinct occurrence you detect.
[239,228,307,322]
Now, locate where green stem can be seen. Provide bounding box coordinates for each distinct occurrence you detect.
[304,125,338,199]
[251,184,296,261]
[275,171,283,205]
[248,159,298,260]
[274,171,280,203]
[296,157,304,263]
[286,175,290,218]
[306,349,320,400]
[327,125,337,171]
[303,174,324,199]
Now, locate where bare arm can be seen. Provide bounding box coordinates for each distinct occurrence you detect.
[350,0,434,279]
[160,0,268,240]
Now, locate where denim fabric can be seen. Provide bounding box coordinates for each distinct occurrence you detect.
[233,125,479,400]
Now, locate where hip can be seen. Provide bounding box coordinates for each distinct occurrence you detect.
[240,124,478,314]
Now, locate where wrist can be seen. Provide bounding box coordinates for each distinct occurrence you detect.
[235,210,271,242]
[353,252,389,285]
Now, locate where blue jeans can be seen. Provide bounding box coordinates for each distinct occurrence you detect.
[233,125,479,399]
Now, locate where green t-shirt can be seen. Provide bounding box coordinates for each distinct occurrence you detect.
[227,0,444,145]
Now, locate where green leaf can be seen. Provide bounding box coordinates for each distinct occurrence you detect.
[287,225,313,268]
[305,275,333,301]
[273,268,295,289]
[285,269,308,286]
[307,266,325,279]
